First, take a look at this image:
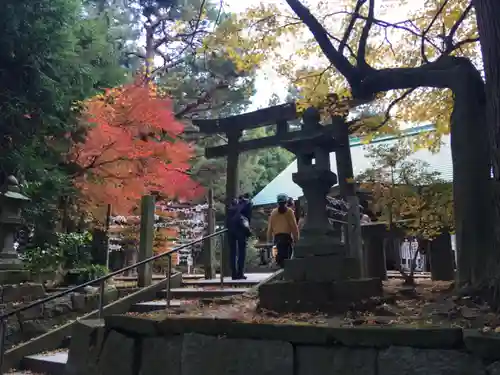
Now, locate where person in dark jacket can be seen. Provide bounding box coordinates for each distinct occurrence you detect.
[227,194,253,280]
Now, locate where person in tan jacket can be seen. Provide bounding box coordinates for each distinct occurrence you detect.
[267,194,300,268]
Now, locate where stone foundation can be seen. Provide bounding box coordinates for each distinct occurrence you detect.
[283,256,359,282]
[258,278,382,313]
[67,315,500,375]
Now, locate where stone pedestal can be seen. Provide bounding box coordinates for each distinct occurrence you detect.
[259,278,382,313]
[429,232,455,281]
[362,223,388,280]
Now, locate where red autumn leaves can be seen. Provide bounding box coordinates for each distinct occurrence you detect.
[68,78,203,214]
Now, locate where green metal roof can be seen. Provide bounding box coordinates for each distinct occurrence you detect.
[252,124,452,206]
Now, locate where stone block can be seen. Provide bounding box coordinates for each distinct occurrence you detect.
[97,330,135,375]
[0,270,31,284]
[19,303,44,320]
[103,286,119,304]
[283,256,359,282]
[181,333,293,375]
[71,293,87,311]
[329,327,463,349]
[463,330,500,361]
[2,283,45,303]
[85,293,99,310]
[65,319,105,375]
[140,336,183,375]
[293,235,346,258]
[44,295,72,318]
[259,278,382,313]
[378,346,485,375]
[296,346,376,375]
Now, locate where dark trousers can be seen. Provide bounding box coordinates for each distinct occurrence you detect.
[228,232,247,278]
[275,233,293,268]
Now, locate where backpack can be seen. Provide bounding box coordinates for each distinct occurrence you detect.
[229,203,251,237]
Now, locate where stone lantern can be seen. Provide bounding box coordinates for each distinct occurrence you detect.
[0,176,30,280]
[258,107,382,313]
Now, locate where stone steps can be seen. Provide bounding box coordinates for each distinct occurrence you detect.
[14,272,273,374]
[158,287,250,299]
[182,275,267,288]
[129,299,182,313]
[20,351,68,375]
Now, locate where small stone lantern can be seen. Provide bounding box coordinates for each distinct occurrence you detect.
[0,176,30,271]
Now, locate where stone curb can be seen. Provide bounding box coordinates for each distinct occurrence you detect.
[105,315,466,350]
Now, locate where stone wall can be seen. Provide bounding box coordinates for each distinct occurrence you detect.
[2,283,132,349]
[66,315,500,375]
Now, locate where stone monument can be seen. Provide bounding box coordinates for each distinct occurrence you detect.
[0,175,31,283]
[258,108,382,313]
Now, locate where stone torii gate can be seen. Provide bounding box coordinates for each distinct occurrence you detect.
[192,103,363,277]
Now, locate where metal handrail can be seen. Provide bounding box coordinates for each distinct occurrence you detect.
[0,228,227,373]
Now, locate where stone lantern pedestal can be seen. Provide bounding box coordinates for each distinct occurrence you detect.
[0,176,31,283]
[258,108,382,313]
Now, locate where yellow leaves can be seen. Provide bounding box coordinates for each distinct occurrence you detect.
[200,13,281,75]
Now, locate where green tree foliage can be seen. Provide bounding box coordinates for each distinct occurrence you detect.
[357,141,454,240]
[0,0,128,245]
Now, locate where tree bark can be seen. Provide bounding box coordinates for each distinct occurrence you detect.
[449,66,493,284]
[473,0,500,277]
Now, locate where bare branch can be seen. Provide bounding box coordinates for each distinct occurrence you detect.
[174,82,229,119]
[421,0,449,63]
[324,11,443,54]
[339,0,365,56]
[190,0,207,48]
[285,0,360,88]
[379,89,415,127]
[357,0,375,69]
[126,51,146,59]
[383,28,397,59]
[444,4,474,53]
[349,89,415,134]
[328,32,357,60]
[452,37,480,51]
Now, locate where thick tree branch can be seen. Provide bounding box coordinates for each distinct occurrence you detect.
[444,4,474,53]
[339,0,365,56]
[360,55,468,95]
[357,0,375,69]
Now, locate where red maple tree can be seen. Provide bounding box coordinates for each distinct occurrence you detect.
[69,78,202,214]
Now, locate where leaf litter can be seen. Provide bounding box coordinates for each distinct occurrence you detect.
[131,279,500,332]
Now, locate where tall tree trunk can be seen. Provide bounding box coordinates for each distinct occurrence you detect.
[450,63,493,285]
[473,0,500,279]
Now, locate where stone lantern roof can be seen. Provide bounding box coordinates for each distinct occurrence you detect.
[1,175,30,201]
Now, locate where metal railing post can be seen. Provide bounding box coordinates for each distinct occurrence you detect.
[219,232,224,289]
[165,254,171,309]
[0,228,228,353]
[0,318,6,375]
[97,279,105,319]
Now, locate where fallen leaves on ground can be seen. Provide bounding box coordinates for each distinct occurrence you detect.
[135,279,500,331]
